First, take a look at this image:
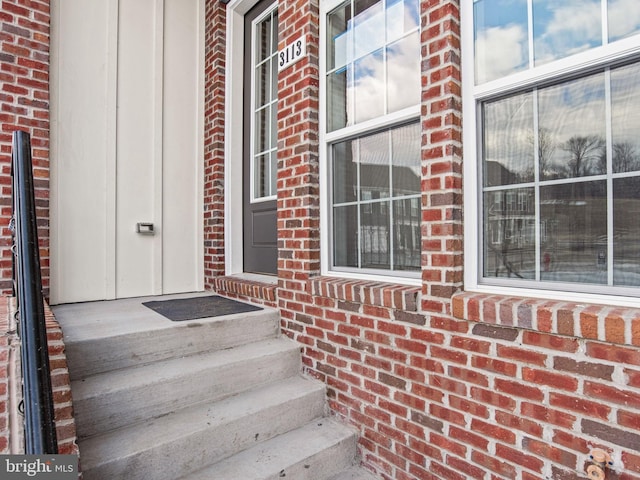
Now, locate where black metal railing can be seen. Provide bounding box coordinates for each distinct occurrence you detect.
[11,130,58,454]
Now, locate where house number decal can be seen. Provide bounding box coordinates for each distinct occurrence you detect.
[278,36,306,72]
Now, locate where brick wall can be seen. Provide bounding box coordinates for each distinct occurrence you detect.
[0,0,50,295]
[275,0,640,479]
[204,0,228,286]
[276,0,321,328]
[44,303,79,456]
[0,298,78,456]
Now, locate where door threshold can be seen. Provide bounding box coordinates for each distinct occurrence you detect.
[232,273,278,285]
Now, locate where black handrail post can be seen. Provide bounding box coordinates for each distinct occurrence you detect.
[11,130,58,454]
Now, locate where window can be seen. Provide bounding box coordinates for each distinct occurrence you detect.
[465,0,640,298]
[323,0,421,279]
[252,6,278,202]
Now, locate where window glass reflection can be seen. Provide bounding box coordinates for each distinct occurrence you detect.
[333,139,358,204]
[254,154,269,198]
[391,122,420,196]
[611,62,640,173]
[353,0,384,60]
[327,69,350,132]
[269,151,277,196]
[474,0,528,84]
[334,205,359,267]
[393,198,420,271]
[613,177,640,286]
[354,49,385,124]
[257,15,272,63]
[540,181,607,284]
[538,73,606,180]
[483,188,536,280]
[326,0,419,130]
[359,130,390,199]
[255,107,269,154]
[328,3,351,71]
[361,202,390,269]
[331,122,421,272]
[387,0,419,43]
[387,32,420,114]
[483,91,534,186]
[608,0,640,42]
[533,0,601,66]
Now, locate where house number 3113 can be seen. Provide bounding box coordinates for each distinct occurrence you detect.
[278,36,306,72]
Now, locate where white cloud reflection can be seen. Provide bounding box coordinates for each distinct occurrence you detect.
[533,0,601,65]
[330,0,420,127]
[608,0,640,41]
[476,24,528,84]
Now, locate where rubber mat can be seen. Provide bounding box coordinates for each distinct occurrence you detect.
[142,295,262,321]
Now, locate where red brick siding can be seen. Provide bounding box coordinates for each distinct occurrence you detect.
[211,275,277,308]
[275,0,640,478]
[44,303,79,456]
[276,0,321,307]
[203,0,228,286]
[0,0,50,295]
[420,0,463,316]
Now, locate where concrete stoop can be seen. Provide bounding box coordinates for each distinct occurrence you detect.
[53,294,377,480]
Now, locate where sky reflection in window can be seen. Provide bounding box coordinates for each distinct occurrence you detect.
[327,0,419,131]
[474,0,640,84]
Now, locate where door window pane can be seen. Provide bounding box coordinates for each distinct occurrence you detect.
[251,8,278,201]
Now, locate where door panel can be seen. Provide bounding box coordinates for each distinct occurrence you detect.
[116,0,161,298]
[162,0,202,293]
[50,0,116,303]
[50,0,202,304]
[243,0,278,275]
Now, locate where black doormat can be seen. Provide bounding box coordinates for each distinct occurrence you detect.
[142,295,262,321]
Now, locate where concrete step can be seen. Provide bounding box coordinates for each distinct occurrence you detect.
[73,337,301,438]
[79,376,326,480]
[54,294,279,379]
[328,466,381,480]
[178,418,358,480]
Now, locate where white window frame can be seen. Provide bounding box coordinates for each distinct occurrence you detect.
[319,0,421,286]
[462,1,640,307]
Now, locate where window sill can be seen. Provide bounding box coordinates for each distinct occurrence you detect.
[452,291,640,348]
[310,276,420,312]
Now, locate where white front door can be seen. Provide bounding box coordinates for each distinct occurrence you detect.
[50,0,203,304]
